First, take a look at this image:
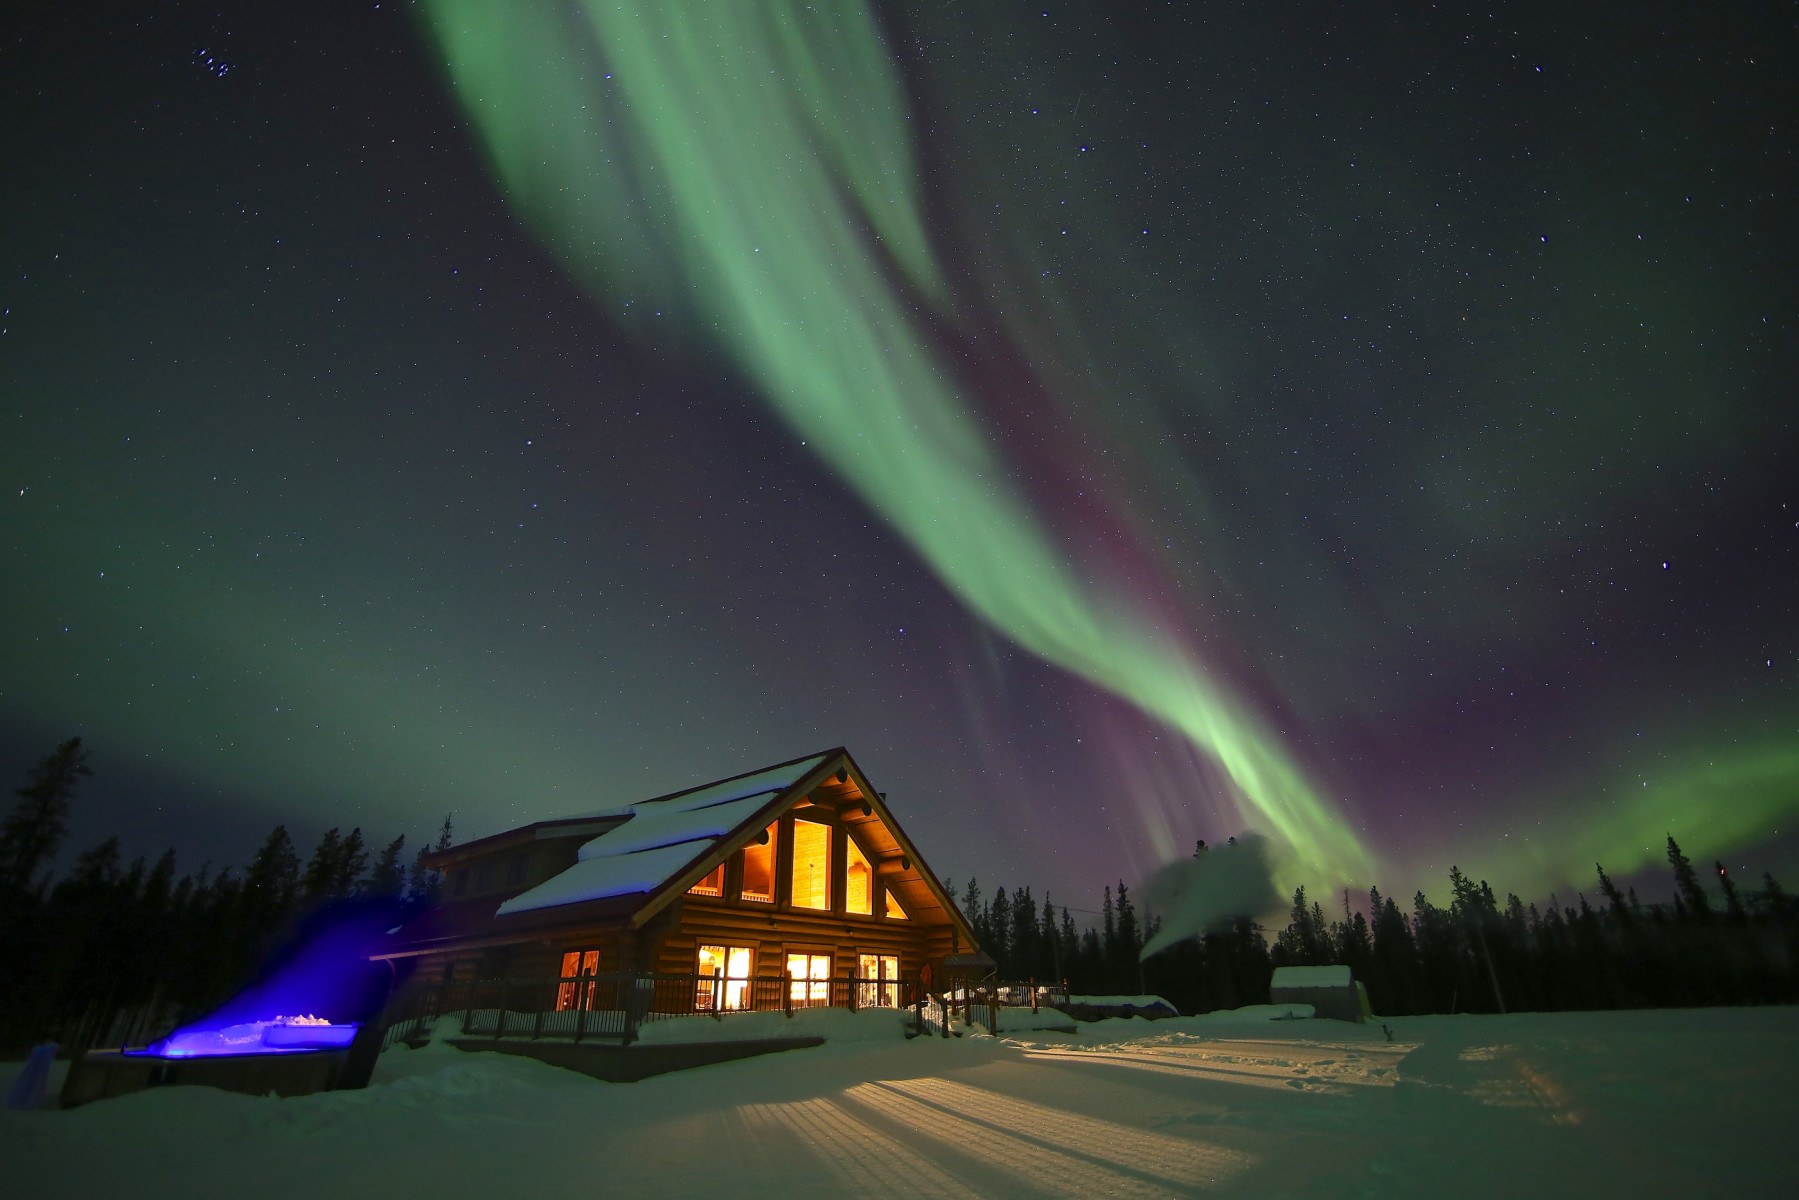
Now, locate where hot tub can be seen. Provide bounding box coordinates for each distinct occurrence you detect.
[60,1019,375,1108]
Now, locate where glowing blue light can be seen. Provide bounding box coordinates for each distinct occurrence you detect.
[127,899,406,1059]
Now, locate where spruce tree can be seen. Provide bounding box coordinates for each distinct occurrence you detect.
[989,887,1013,972]
[301,828,343,902]
[369,835,408,898]
[1114,881,1141,991]
[244,826,300,911]
[332,827,369,896]
[0,737,92,892]
[1715,863,1746,921]
[1666,836,1712,920]
[1595,863,1630,924]
[961,878,983,945]
[1102,885,1115,959]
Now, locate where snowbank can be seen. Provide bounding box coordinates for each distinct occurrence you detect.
[7,1007,1795,1199]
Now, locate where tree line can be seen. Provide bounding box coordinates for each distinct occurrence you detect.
[4,738,1795,1050]
[947,874,1277,1012]
[954,837,1797,1016]
[0,739,452,1052]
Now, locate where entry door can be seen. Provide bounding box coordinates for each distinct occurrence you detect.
[786,952,831,1006]
[698,944,754,1011]
[858,953,900,1007]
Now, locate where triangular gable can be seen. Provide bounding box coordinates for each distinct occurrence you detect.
[492,748,980,953]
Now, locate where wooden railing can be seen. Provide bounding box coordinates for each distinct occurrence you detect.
[380,971,920,1047]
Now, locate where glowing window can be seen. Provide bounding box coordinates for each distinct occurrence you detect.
[787,952,831,1006]
[555,949,600,1011]
[885,889,908,920]
[741,822,776,903]
[688,862,724,897]
[858,953,901,1007]
[845,838,872,915]
[790,819,831,910]
[697,944,753,1011]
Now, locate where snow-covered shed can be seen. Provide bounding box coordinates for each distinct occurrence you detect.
[375,748,980,1019]
[1269,965,1371,1022]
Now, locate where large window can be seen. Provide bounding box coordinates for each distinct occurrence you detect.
[555,950,600,1011]
[790,819,832,910]
[845,837,872,916]
[858,953,900,1007]
[688,862,724,897]
[697,944,753,1011]
[787,952,831,1007]
[741,822,776,903]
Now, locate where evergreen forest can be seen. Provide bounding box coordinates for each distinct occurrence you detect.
[2,739,1794,1052]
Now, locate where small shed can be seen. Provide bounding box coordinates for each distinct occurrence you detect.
[1269,965,1370,1023]
[936,951,997,997]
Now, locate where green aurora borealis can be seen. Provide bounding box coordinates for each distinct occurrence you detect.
[2,1,1794,906]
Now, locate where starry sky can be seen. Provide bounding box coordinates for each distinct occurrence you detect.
[3,1,1794,913]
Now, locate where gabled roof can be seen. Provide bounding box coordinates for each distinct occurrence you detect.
[496,753,830,917]
[388,748,977,956]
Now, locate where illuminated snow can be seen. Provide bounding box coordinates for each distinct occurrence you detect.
[10,1006,1795,1197]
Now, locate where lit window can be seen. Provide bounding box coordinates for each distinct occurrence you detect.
[697,944,753,1011]
[741,823,776,902]
[790,819,831,910]
[885,889,908,920]
[845,837,872,915]
[556,950,600,1011]
[688,862,724,897]
[787,952,831,1007]
[858,953,901,1007]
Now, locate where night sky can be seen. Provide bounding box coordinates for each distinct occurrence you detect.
[3,1,1794,914]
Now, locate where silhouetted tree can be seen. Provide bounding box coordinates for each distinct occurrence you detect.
[0,737,92,892]
[369,835,407,898]
[1667,836,1712,921]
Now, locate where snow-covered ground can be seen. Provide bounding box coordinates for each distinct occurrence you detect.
[4,1005,1791,1198]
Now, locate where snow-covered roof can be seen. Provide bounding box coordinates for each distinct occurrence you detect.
[1271,965,1354,988]
[496,755,829,916]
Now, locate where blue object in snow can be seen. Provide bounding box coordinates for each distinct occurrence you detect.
[5,1042,58,1110]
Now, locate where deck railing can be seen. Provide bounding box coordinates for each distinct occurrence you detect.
[380,970,919,1047]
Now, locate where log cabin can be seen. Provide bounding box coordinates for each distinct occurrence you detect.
[373,748,981,1020]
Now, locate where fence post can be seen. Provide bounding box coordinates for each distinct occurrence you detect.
[495,979,510,1040]
[574,985,588,1044]
[624,973,652,1045]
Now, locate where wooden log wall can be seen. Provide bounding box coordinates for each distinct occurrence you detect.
[652,900,938,984]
